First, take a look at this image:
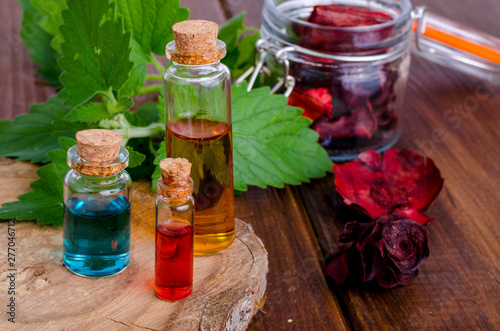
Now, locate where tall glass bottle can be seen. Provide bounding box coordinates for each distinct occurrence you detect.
[63,129,131,277]
[164,20,235,255]
[155,158,194,301]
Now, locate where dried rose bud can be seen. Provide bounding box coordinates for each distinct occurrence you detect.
[333,148,444,225]
[326,214,429,288]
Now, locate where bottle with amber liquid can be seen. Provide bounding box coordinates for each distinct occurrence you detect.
[164,20,234,255]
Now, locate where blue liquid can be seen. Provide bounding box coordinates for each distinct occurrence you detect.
[63,195,131,277]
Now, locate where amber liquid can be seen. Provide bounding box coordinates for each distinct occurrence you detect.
[166,118,235,255]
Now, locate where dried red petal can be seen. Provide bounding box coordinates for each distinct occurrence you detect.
[325,251,349,286]
[381,217,429,274]
[328,215,429,288]
[376,266,418,288]
[312,97,377,140]
[298,5,394,53]
[288,87,333,121]
[333,148,444,225]
[338,221,368,243]
[309,5,392,28]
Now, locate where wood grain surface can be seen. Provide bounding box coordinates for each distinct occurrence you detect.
[1,0,500,329]
[0,161,268,330]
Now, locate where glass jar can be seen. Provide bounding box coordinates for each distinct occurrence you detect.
[164,37,235,255]
[261,0,412,161]
[155,177,195,301]
[259,0,500,160]
[63,145,131,277]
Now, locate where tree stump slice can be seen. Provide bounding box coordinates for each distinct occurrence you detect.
[0,160,268,330]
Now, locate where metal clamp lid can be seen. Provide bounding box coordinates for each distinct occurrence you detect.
[234,39,296,97]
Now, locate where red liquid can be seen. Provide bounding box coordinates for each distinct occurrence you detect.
[155,219,193,301]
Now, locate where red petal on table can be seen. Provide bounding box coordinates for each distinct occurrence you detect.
[376,266,418,288]
[325,252,350,286]
[333,148,444,225]
[393,207,434,225]
[288,87,333,121]
[381,149,444,212]
[312,98,377,140]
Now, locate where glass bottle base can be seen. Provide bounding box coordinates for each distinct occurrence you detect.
[63,252,129,277]
[155,286,192,301]
[194,231,235,256]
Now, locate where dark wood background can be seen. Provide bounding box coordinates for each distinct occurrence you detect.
[1,0,499,329]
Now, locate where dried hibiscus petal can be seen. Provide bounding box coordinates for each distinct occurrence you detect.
[299,5,394,53]
[312,93,377,140]
[288,87,333,121]
[326,215,429,288]
[309,5,393,28]
[333,148,444,225]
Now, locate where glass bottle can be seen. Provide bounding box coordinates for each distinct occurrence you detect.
[164,20,235,255]
[155,158,194,301]
[63,129,131,277]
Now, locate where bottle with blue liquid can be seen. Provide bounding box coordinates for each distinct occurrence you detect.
[63,129,132,277]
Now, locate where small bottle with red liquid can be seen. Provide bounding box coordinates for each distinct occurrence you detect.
[155,158,194,301]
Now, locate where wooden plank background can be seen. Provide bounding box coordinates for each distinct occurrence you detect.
[1,0,500,329]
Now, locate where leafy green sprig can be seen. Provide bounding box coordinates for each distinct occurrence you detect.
[0,0,332,226]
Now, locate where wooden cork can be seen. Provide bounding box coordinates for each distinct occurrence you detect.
[172,20,219,53]
[160,158,191,188]
[76,129,122,162]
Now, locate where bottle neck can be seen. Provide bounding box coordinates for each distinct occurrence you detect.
[67,145,129,177]
[157,177,194,201]
[166,39,227,65]
[71,169,124,184]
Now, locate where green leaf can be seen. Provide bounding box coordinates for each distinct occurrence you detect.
[219,12,259,79]
[64,97,133,123]
[232,82,332,191]
[125,137,158,180]
[218,12,248,52]
[151,141,166,192]
[232,33,260,78]
[120,41,150,96]
[116,0,189,56]
[158,86,166,124]
[117,97,134,113]
[0,139,73,226]
[64,102,109,122]
[124,102,160,126]
[58,0,133,107]
[58,136,77,150]
[0,96,90,163]
[32,0,67,53]
[126,146,146,168]
[18,0,62,86]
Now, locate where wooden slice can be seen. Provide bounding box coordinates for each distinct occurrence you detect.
[0,160,268,330]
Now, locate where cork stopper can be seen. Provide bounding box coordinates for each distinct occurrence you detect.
[159,158,192,188]
[167,20,225,65]
[76,129,122,162]
[172,20,218,53]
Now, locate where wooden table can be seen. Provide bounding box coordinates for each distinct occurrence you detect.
[1,0,499,329]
